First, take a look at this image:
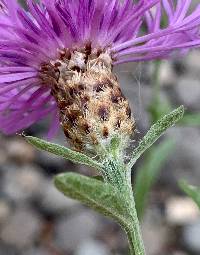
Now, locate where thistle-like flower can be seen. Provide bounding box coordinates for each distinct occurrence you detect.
[0,0,200,155]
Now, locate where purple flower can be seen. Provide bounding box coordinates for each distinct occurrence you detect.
[0,0,200,137]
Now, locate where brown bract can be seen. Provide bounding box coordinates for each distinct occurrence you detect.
[40,45,135,154]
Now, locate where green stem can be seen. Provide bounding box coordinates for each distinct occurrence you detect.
[124,174,145,255]
[105,158,145,255]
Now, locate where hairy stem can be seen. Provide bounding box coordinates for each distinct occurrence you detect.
[124,173,145,255]
[105,158,145,255]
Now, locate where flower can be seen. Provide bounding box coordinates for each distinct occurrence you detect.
[0,0,200,152]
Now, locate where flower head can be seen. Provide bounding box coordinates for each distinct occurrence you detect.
[0,0,200,153]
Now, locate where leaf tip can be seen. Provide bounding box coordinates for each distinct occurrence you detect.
[177,105,185,117]
[23,135,37,145]
[54,173,66,187]
[170,105,185,122]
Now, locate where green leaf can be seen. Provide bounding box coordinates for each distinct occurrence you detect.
[55,172,131,227]
[128,106,184,168]
[179,180,200,209]
[134,140,175,219]
[179,113,200,127]
[25,136,103,172]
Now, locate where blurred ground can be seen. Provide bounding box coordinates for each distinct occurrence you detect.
[1,44,200,255]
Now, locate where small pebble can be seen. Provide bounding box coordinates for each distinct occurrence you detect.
[0,207,42,249]
[54,211,99,252]
[40,179,79,214]
[166,197,200,225]
[0,200,11,224]
[22,247,50,255]
[183,218,200,253]
[75,239,111,255]
[175,77,200,109]
[6,138,35,163]
[3,164,45,203]
[159,61,177,86]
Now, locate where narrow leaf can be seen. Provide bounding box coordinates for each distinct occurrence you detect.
[55,172,131,227]
[179,180,200,209]
[25,136,103,171]
[134,140,175,219]
[128,106,184,168]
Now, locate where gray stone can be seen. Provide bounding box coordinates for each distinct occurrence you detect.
[0,244,19,255]
[0,146,8,165]
[0,207,42,249]
[173,252,188,255]
[115,63,151,129]
[166,127,200,185]
[166,196,200,225]
[159,60,177,86]
[175,77,200,108]
[22,247,50,255]
[2,164,45,202]
[54,211,99,251]
[116,64,143,96]
[6,138,36,163]
[183,218,200,252]
[40,178,79,213]
[141,209,169,255]
[185,51,200,78]
[75,239,111,255]
[0,199,11,224]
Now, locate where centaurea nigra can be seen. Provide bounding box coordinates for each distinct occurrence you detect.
[0,0,199,154]
[0,1,199,255]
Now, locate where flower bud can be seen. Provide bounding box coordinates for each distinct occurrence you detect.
[41,47,135,155]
